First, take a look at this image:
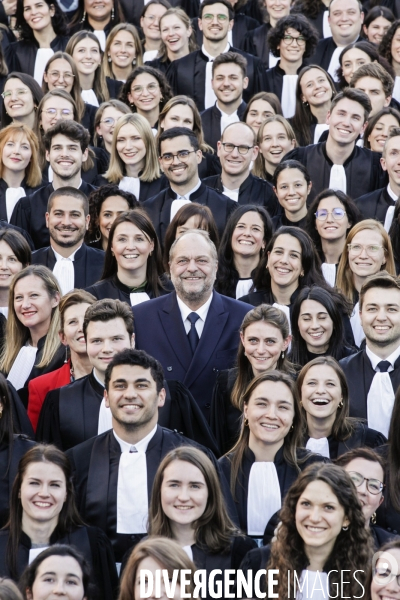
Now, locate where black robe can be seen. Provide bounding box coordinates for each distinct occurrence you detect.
[7,383,35,436]
[265,62,306,108]
[32,244,105,289]
[201,101,247,152]
[94,174,169,202]
[0,219,34,250]
[210,367,241,456]
[0,527,118,600]
[4,36,70,77]
[10,181,97,250]
[242,23,272,69]
[85,273,173,305]
[289,112,326,147]
[0,435,36,528]
[119,0,199,27]
[82,103,98,143]
[142,182,238,245]
[166,47,267,112]
[219,445,326,534]
[355,187,394,225]
[203,172,280,217]
[285,142,387,203]
[0,178,42,224]
[199,152,222,179]
[339,350,400,420]
[310,35,362,73]
[304,422,386,460]
[146,56,170,75]
[66,426,236,562]
[193,13,260,50]
[271,212,308,231]
[376,445,400,535]
[292,2,328,39]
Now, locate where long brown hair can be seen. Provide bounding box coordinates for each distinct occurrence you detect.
[148,446,238,552]
[157,95,213,154]
[65,31,109,104]
[102,23,143,79]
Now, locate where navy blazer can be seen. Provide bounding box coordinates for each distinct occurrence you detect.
[132,291,250,418]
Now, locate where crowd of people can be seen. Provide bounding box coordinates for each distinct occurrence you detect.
[0,0,399,597]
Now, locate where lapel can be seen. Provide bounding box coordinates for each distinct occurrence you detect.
[47,247,57,271]
[145,425,164,498]
[85,431,114,532]
[362,351,376,415]
[159,188,175,243]
[72,245,86,289]
[0,180,8,221]
[158,292,193,371]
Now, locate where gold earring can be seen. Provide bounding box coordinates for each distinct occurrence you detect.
[371,513,377,524]
[338,400,343,408]
[244,418,249,426]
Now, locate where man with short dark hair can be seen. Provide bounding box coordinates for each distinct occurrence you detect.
[350,62,393,116]
[31,187,104,294]
[11,121,96,249]
[142,126,237,243]
[286,88,386,202]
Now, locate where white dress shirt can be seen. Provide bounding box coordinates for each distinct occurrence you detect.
[202,43,230,109]
[383,184,398,232]
[217,102,240,135]
[222,185,239,202]
[366,345,400,437]
[52,245,81,296]
[170,179,202,221]
[177,292,213,338]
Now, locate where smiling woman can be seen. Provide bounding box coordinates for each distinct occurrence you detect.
[252,115,297,183]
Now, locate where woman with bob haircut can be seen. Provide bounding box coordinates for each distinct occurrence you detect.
[272,160,312,231]
[298,357,385,460]
[364,106,400,151]
[0,124,42,223]
[1,73,44,131]
[86,210,172,306]
[148,446,256,583]
[19,545,93,600]
[163,203,219,272]
[0,445,118,597]
[290,65,336,146]
[211,304,294,456]
[0,265,64,392]
[119,537,196,600]
[102,23,143,82]
[252,115,297,183]
[337,40,394,90]
[0,229,31,317]
[289,286,356,366]
[215,205,273,299]
[5,0,69,83]
[102,113,167,202]
[218,370,326,539]
[305,189,362,286]
[147,8,197,74]
[364,538,400,600]
[240,463,373,596]
[243,92,283,135]
[120,65,172,130]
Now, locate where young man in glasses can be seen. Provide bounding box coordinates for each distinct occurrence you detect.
[166,0,266,112]
[203,121,280,216]
[355,128,400,226]
[142,126,237,244]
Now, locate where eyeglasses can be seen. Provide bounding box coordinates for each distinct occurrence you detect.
[202,13,228,21]
[315,208,346,221]
[347,243,384,256]
[42,108,73,118]
[1,88,28,99]
[47,70,75,82]
[221,143,254,155]
[282,34,306,45]
[160,149,196,163]
[348,471,384,494]
[143,14,161,23]
[374,567,400,587]
[131,83,159,96]
[100,117,120,126]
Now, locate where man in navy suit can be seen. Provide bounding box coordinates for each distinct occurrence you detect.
[132,229,250,420]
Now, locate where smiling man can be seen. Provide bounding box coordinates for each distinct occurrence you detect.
[36,299,134,450]
[286,88,386,202]
[340,272,400,436]
[11,121,96,249]
[31,187,104,294]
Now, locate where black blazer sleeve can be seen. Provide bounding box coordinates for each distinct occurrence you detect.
[36,389,63,449]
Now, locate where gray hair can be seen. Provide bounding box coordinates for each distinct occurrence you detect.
[169,229,218,262]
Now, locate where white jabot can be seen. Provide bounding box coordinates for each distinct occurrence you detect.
[52,246,80,296]
[33,48,54,85]
[56,0,78,10]
[327,45,343,82]
[29,547,49,564]
[222,185,239,201]
[306,437,330,458]
[0,307,8,319]
[236,278,253,299]
[93,30,106,51]
[314,123,329,144]
[350,302,364,348]
[119,176,140,199]
[7,345,38,390]
[130,292,151,306]
[329,164,346,193]
[177,292,213,337]
[273,303,291,334]
[321,262,336,287]
[387,183,398,202]
[247,462,281,535]
[48,164,53,183]
[182,546,194,560]
[143,50,159,62]
[170,199,191,221]
[281,74,298,118]
[296,571,330,600]
[269,52,279,69]
[218,104,240,135]
[394,76,400,103]
[115,426,157,533]
[322,10,332,38]
[98,397,112,435]
[202,43,230,109]
[5,187,24,222]
[366,346,400,437]
[81,89,99,107]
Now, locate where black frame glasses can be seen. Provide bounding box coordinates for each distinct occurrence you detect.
[348,471,384,494]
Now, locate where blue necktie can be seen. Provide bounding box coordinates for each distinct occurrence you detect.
[377,360,391,372]
[187,312,200,354]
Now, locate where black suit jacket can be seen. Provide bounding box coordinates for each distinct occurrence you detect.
[166,47,267,112]
[200,101,247,152]
[142,182,238,244]
[31,244,105,289]
[355,187,395,224]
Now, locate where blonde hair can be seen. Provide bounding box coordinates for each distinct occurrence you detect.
[0,266,61,374]
[252,115,297,180]
[0,123,41,188]
[157,8,197,62]
[102,24,143,79]
[93,100,131,147]
[65,31,109,104]
[336,219,396,303]
[105,113,160,183]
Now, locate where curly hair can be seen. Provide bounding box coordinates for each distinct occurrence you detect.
[379,19,400,65]
[86,184,139,243]
[268,463,373,598]
[15,0,67,41]
[119,65,173,112]
[267,14,319,59]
